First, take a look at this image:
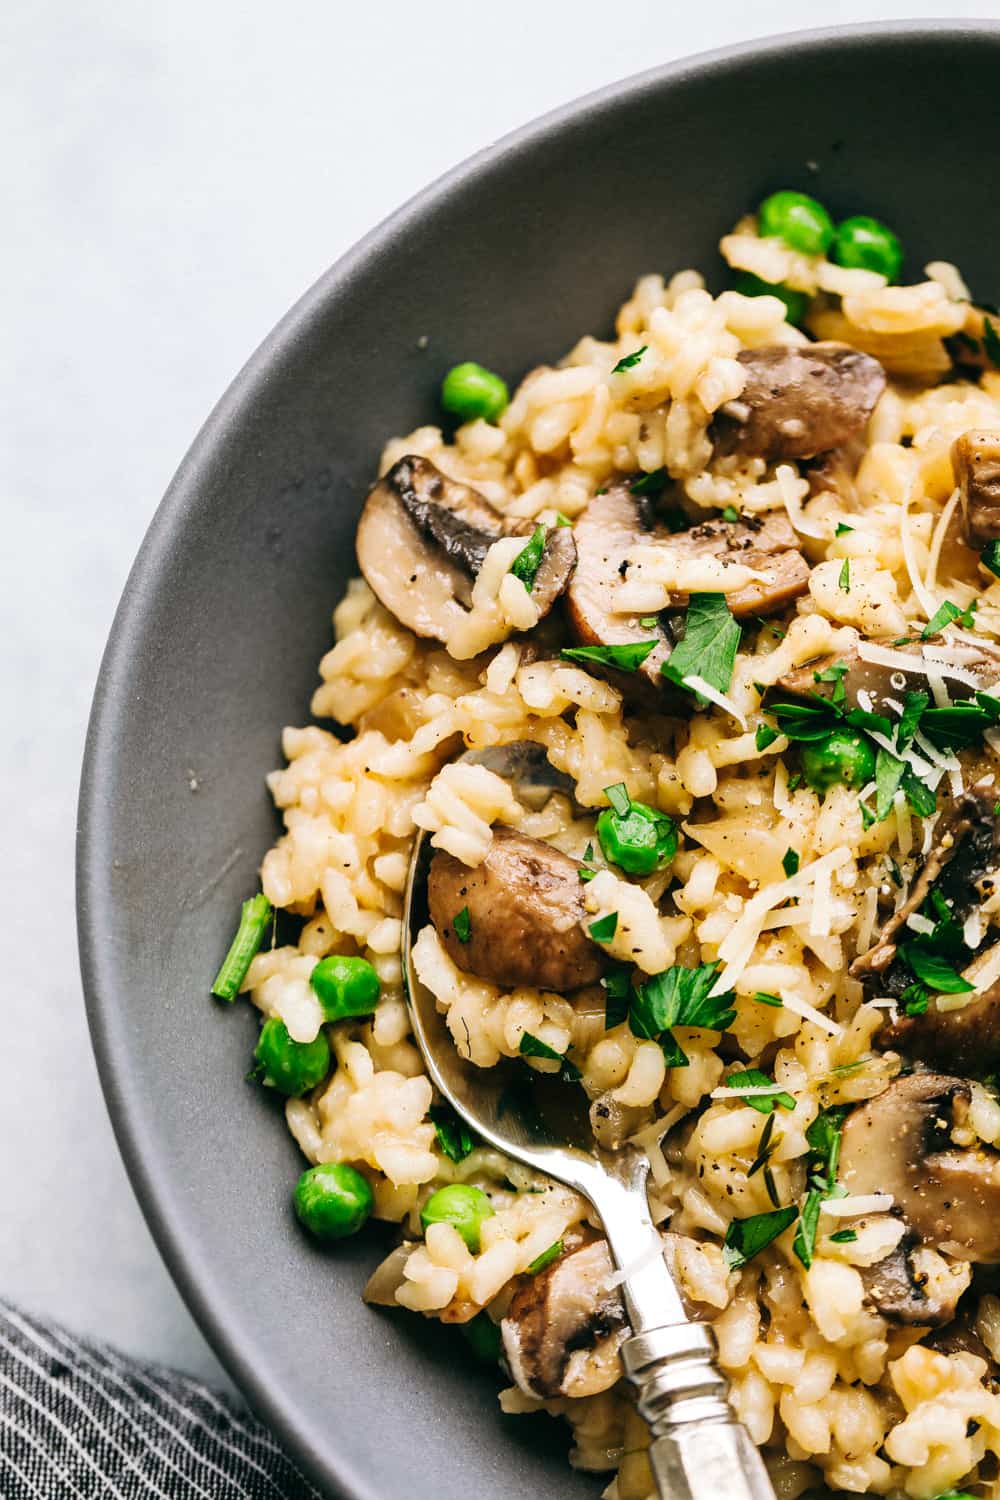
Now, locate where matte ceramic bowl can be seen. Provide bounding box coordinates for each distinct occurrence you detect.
[79,23,1000,1500]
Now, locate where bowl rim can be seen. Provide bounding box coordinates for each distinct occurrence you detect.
[77,19,1000,1498]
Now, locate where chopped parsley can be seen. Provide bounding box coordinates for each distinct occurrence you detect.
[602,966,632,1029]
[561,640,657,671]
[723,1206,797,1270]
[638,615,660,628]
[874,747,906,822]
[526,1239,564,1274]
[838,558,851,593]
[508,525,546,591]
[829,1228,857,1244]
[756,724,780,751]
[920,692,1000,749]
[902,770,937,818]
[589,911,619,943]
[429,1106,475,1162]
[921,599,976,638]
[629,961,737,1068]
[555,511,573,527]
[902,983,930,1016]
[724,1069,795,1114]
[835,523,854,536]
[604,782,631,817]
[793,1191,824,1270]
[793,1106,849,1270]
[898,944,974,995]
[612,345,647,373]
[630,467,669,496]
[782,848,800,877]
[982,539,1000,578]
[453,906,472,944]
[897,690,929,750]
[722,504,740,522]
[662,593,741,701]
[518,1032,582,1083]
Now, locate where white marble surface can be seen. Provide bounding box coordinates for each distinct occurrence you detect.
[5,0,1000,1390]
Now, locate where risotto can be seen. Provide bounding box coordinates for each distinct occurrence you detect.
[211,190,1000,1499]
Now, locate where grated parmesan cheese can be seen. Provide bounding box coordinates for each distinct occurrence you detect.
[711,848,852,994]
[821,1193,894,1217]
[681,675,748,728]
[777,989,843,1036]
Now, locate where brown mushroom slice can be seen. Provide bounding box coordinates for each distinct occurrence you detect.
[853,781,1000,981]
[777,632,1000,713]
[878,987,1000,1080]
[839,1073,1000,1262]
[953,430,1000,544]
[501,1238,628,1399]
[356,455,576,641]
[565,487,808,686]
[427,825,603,993]
[711,343,887,462]
[857,1233,969,1326]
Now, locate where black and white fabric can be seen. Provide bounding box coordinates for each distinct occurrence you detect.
[0,1299,322,1499]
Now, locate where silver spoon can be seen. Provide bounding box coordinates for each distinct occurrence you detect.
[402,742,775,1500]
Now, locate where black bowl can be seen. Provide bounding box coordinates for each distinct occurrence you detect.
[79,23,1000,1500]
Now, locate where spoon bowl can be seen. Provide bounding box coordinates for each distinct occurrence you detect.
[402,741,776,1500]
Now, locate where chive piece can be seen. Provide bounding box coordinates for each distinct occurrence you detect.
[793,1188,823,1269]
[763,1164,781,1208]
[604,782,631,817]
[509,525,546,591]
[753,991,784,1008]
[612,345,647,373]
[838,558,851,593]
[723,1205,797,1270]
[589,911,619,943]
[561,640,657,671]
[747,1110,779,1177]
[211,893,272,1001]
[526,1239,564,1274]
[453,906,472,944]
[782,848,800,877]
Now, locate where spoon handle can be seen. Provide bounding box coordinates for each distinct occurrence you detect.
[621,1323,775,1500]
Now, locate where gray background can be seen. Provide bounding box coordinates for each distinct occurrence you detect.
[5,0,999,1390]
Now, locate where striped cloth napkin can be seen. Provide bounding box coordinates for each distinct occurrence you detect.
[0,1298,321,1498]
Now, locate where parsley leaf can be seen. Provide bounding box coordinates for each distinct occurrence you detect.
[589,912,618,943]
[561,640,657,671]
[793,1106,850,1269]
[662,593,741,700]
[875,747,906,822]
[897,691,929,750]
[630,961,737,1040]
[604,782,631,817]
[631,467,669,496]
[898,944,974,994]
[982,539,1000,578]
[793,1189,824,1270]
[429,1106,475,1163]
[526,1240,564,1274]
[829,1228,857,1244]
[921,599,976,638]
[612,345,647,373]
[838,558,851,593]
[902,770,936,818]
[722,504,740,522]
[724,1068,796,1114]
[920,692,1000,749]
[602,966,632,1029]
[902,982,930,1016]
[723,1206,797,1270]
[453,906,472,943]
[984,315,1000,367]
[768,699,840,742]
[835,523,854,536]
[509,525,547,590]
[755,723,780,751]
[518,1032,582,1083]
[555,511,572,528]
[782,848,800,877]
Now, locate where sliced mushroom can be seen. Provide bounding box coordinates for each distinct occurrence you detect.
[565,486,808,686]
[857,1233,969,1326]
[953,430,1000,543]
[356,455,575,641]
[501,1237,628,1399]
[776,630,1000,712]
[839,1073,1000,1262]
[711,343,887,462]
[427,825,603,992]
[877,986,1000,1077]
[853,781,1000,981]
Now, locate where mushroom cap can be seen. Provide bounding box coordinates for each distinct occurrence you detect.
[501,1237,627,1400]
[953,429,1000,543]
[839,1072,1000,1262]
[857,1233,970,1325]
[712,342,887,462]
[427,825,604,993]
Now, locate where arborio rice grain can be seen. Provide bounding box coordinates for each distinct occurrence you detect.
[233,207,1000,1497]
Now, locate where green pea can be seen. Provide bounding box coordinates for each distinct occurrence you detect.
[254,1017,330,1096]
[460,1311,502,1363]
[293,1161,373,1240]
[310,955,380,1021]
[596,802,678,876]
[440,362,509,424]
[831,215,903,282]
[800,729,876,793]
[758,190,834,256]
[733,272,809,326]
[421,1184,495,1253]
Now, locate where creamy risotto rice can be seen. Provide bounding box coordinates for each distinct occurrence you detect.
[213,192,1000,1498]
